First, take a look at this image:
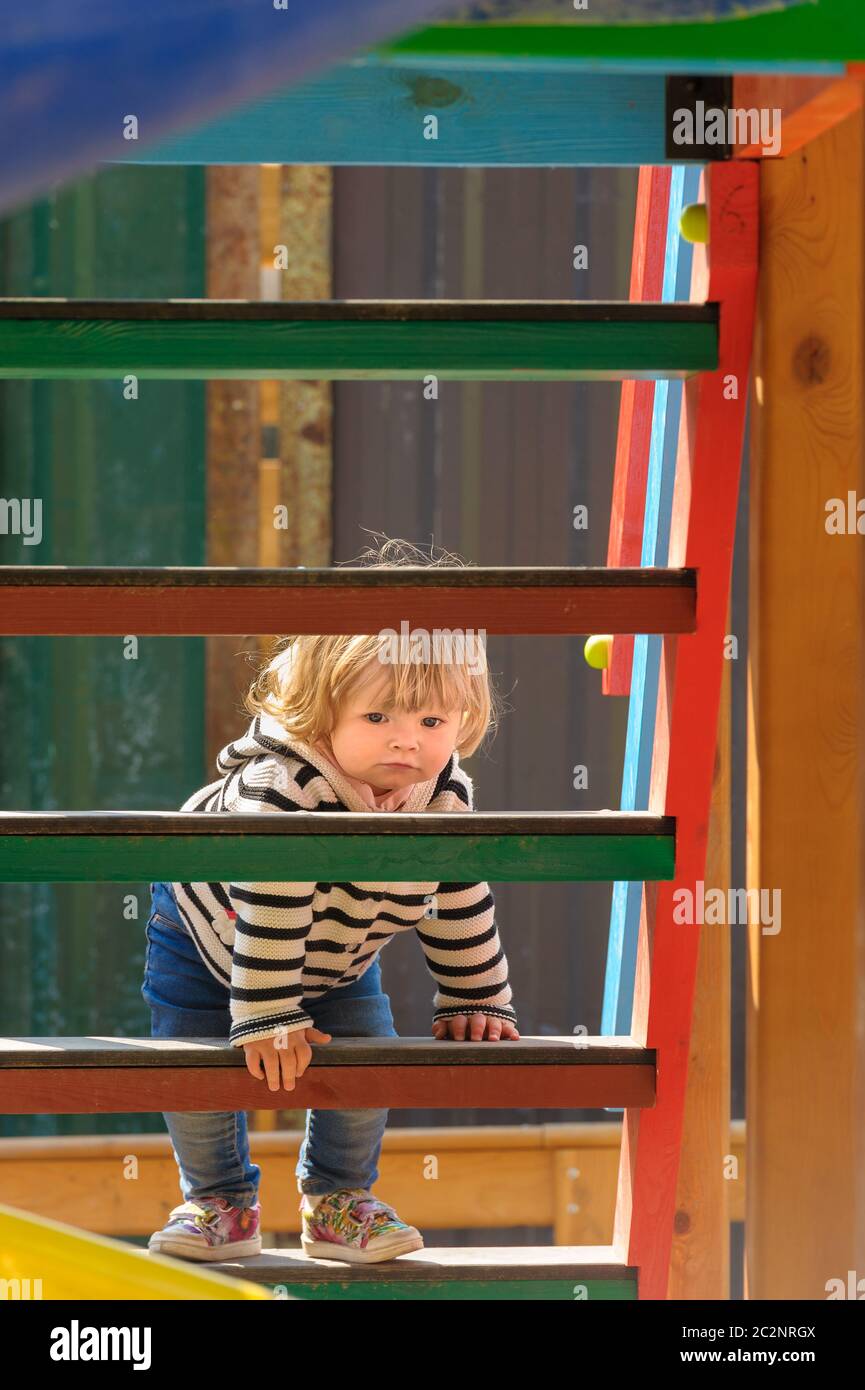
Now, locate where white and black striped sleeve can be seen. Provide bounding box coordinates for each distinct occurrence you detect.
[416,881,517,1026]
[217,752,323,1046]
[227,880,318,1047]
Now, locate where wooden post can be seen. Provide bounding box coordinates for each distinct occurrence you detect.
[276,165,333,568]
[746,106,865,1299]
[205,168,261,764]
[616,161,758,1301]
[269,163,333,1143]
[668,610,732,1298]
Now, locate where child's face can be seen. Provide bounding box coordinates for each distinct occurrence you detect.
[329,673,463,795]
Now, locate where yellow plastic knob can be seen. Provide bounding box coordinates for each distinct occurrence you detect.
[679,203,709,244]
[584,634,612,670]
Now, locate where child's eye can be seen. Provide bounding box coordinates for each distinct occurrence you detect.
[364,712,443,728]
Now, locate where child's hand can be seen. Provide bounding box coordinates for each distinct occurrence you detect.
[431,1014,520,1041]
[243,1026,331,1093]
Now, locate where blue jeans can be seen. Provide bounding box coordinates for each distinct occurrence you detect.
[140,881,398,1208]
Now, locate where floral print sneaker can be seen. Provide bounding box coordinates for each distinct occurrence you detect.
[299,1188,424,1264]
[148,1197,262,1261]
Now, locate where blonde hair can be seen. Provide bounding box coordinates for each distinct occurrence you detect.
[243,536,504,758]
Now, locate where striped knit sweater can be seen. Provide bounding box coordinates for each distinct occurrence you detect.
[171,711,517,1047]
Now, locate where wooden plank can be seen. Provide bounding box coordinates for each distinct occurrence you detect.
[205,167,262,774]
[746,108,865,1299]
[4,1127,586,1238]
[0,564,697,635]
[0,1035,651,1066]
[605,167,671,696]
[735,77,864,158]
[246,1242,630,1274]
[668,602,732,1299]
[116,68,670,168]
[616,160,758,1301]
[0,810,673,836]
[732,75,836,159]
[0,1039,656,1112]
[382,3,864,69]
[0,810,676,882]
[208,1243,635,1289]
[0,1120,747,1236]
[0,300,719,322]
[0,1069,652,1114]
[275,164,334,569]
[0,299,718,381]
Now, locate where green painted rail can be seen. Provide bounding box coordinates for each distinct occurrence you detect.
[0,812,676,883]
[0,299,719,381]
[249,1277,637,1301]
[379,1,864,69]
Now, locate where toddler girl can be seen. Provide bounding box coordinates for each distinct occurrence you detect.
[142,593,519,1265]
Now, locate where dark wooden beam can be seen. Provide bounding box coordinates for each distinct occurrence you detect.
[0,1035,656,1112]
[0,565,697,636]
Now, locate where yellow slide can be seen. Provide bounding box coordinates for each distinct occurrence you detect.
[0,1202,272,1300]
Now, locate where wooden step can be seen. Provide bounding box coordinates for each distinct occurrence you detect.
[0,810,675,882]
[121,64,675,169]
[0,1036,656,1113]
[0,298,718,380]
[206,1244,638,1300]
[0,563,696,636]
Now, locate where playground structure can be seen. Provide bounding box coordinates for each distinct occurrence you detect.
[1,2,864,1301]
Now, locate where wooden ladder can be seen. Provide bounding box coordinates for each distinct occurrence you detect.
[0,59,757,1298]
